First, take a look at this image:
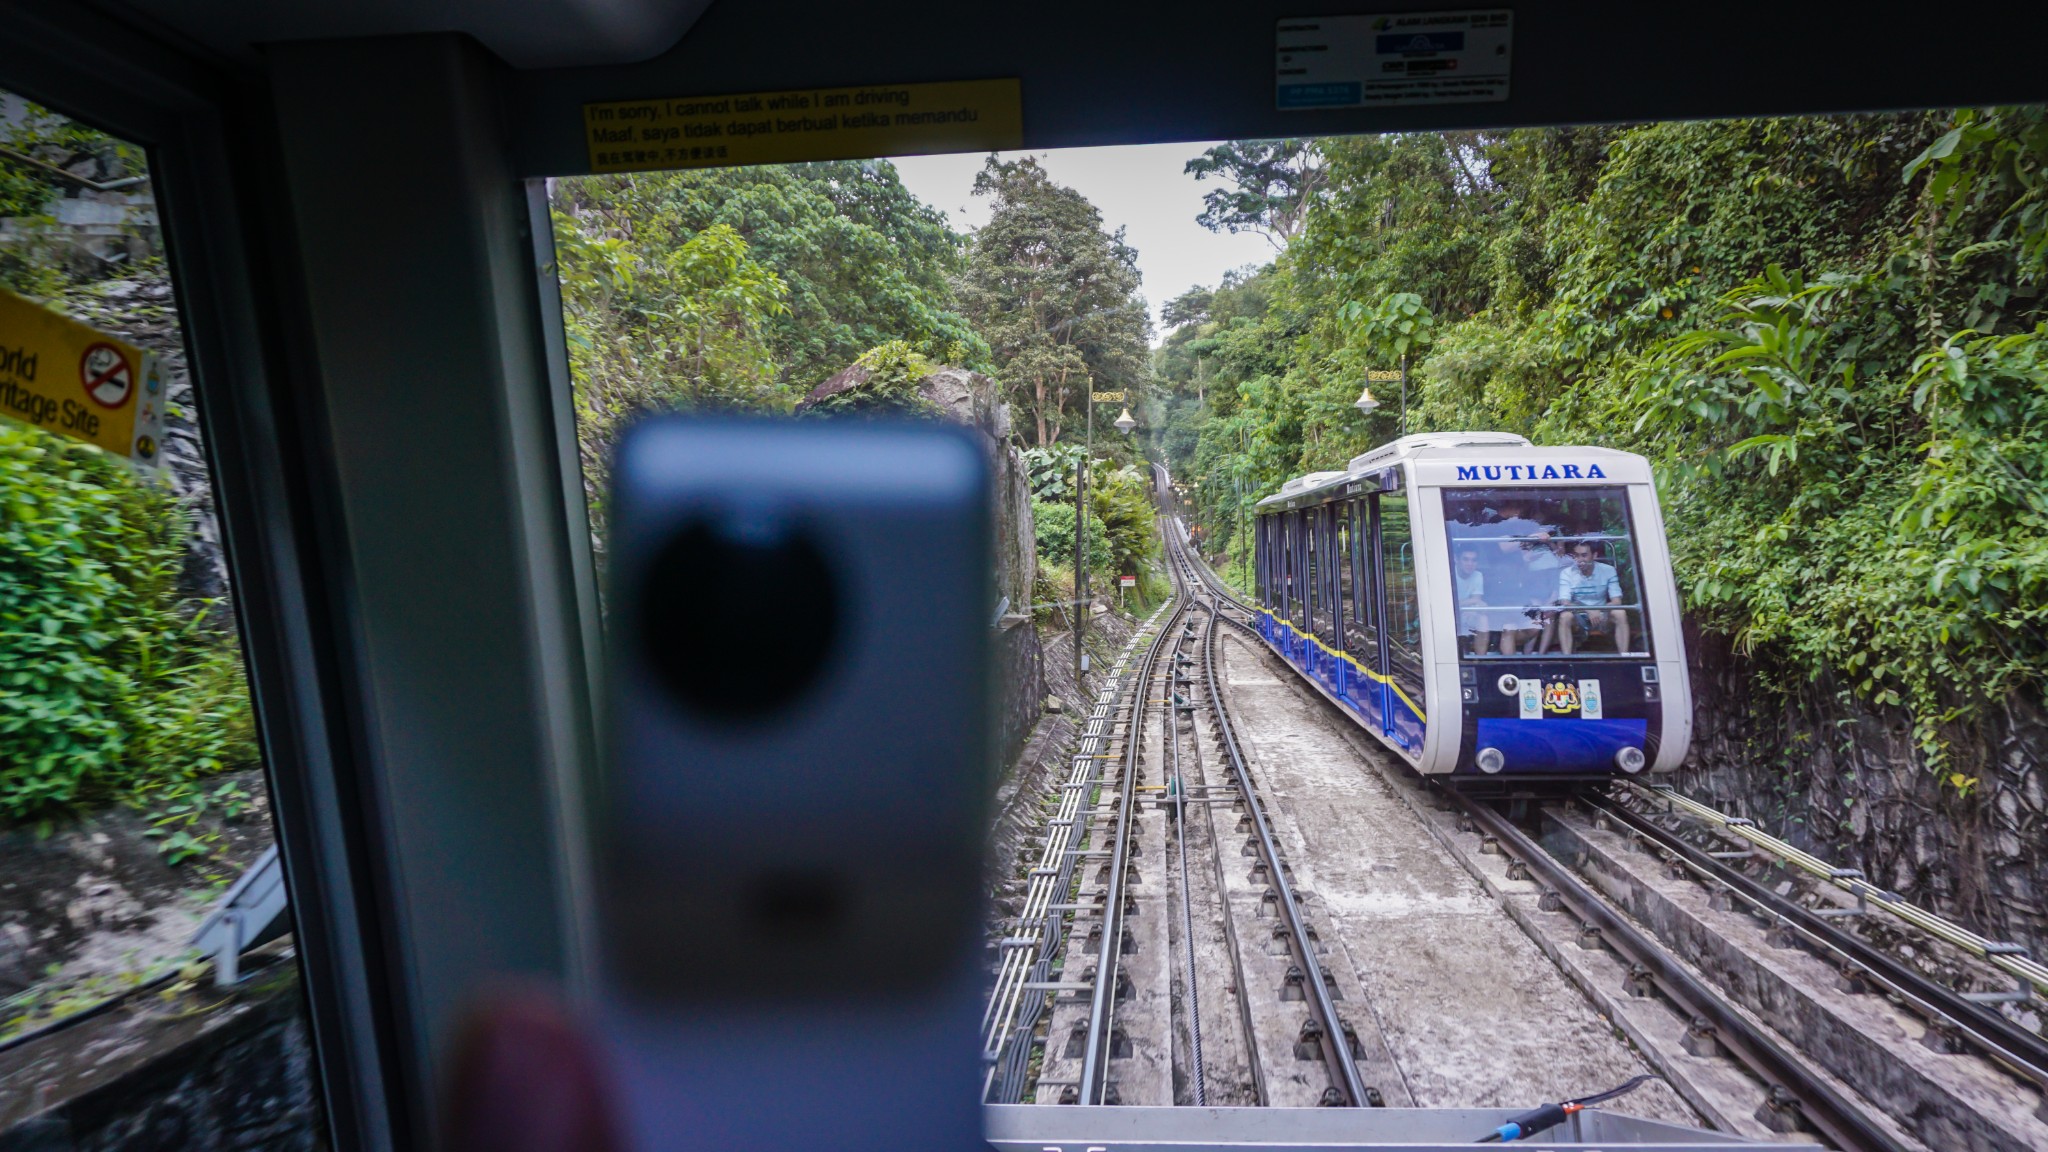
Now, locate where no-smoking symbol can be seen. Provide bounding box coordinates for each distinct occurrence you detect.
[80,343,133,408]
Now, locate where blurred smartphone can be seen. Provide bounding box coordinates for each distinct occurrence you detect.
[595,416,992,1151]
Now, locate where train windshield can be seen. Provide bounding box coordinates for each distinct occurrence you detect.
[1442,487,1653,660]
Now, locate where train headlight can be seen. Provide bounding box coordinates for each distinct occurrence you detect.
[1476,747,1505,774]
[1616,747,1647,774]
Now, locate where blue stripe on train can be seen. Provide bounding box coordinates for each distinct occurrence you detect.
[1475,717,1647,773]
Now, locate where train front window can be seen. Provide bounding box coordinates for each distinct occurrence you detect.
[1442,487,1653,660]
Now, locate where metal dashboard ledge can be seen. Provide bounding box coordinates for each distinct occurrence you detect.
[985,1104,1777,1150]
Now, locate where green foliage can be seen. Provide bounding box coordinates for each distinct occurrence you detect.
[806,340,943,417]
[959,158,1152,447]
[1184,140,1326,245]
[1345,290,1436,365]
[0,425,255,820]
[558,161,983,391]
[553,199,789,538]
[1031,500,1111,575]
[1087,463,1159,580]
[553,161,994,548]
[1173,108,2048,772]
[1021,443,1086,501]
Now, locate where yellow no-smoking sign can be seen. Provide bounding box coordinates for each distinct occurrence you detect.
[0,288,165,468]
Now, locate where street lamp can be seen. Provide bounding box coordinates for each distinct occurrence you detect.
[1114,407,1137,434]
[1354,386,1380,413]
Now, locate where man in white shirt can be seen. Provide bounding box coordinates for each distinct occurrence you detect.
[1453,545,1490,655]
[1556,542,1631,655]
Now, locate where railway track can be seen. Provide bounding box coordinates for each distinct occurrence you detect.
[982,601,1174,1103]
[1169,522,2039,1150]
[992,498,2041,1148]
[984,518,1377,1107]
[1172,535,1371,1107]
[1594,788,2048,1091]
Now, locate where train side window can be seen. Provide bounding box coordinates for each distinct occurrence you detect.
[1304,508,1321,636]
[1344,498,1377,656]
[1255,517,1267,607]
[0,93,328,1145]
[1287,510,1303,624]
[1379,489,1423,664]
[1310,506,1336,645]
[1336,506,1355,651]
[1321,509,1342,648]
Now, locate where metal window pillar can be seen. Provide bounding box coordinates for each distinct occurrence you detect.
[265,33,600,1141]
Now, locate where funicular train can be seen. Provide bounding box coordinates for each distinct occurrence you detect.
[1252,433,1692,781]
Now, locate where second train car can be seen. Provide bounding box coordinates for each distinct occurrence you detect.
[1251,432,1691,781]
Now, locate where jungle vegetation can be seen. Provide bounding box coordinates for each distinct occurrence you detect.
[1,102,257,833]
[553,156,1162,597]
[1157,110,2048,776]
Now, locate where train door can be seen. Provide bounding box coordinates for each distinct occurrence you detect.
[1340,498,1381,730]
[1373,477,1427,755]
[1303,507,1320,674]
[1286,509,1307,661]
[1334,503,1353,703]
[1319,506,1343,693]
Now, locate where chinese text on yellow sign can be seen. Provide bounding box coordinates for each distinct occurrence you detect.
[585,79,1022,173]
[0,287,165,468]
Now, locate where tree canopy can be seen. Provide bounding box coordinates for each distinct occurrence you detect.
[958,157,1152,447]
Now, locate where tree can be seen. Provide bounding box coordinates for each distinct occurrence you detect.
[551,206,788,537]
[1345,291,1436,368]
[1162,286,1213,330]
[1184,140,1327,247]
[958,157,1152,446]
[556,161,984,391]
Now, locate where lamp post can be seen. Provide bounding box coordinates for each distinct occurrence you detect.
[1399,353,1409,437]
[1112,407,1136,610]
[1073,383,1093,686]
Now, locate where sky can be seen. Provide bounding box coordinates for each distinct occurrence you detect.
[890,143,1278,344]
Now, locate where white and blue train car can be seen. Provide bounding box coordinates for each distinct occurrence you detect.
[1251,432,1692,781]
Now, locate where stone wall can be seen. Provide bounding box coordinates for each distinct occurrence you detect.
[917,366,1046,762]
[799,361,1048,763]
[1675,618,2048,953]
[0,967,324,1152]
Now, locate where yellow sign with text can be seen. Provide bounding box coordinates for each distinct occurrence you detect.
[584,79,1022,173]
[0,288,165,468]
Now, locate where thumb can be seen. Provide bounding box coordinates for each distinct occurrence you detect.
[444,986,622,1152]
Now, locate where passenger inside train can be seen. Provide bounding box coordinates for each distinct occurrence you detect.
[1444,489,1649,658]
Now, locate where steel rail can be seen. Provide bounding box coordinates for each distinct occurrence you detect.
[1643,784,2048,999]
[1175,579,1271,1107]
[1165,613,1208,1105]
[1591,791,2048,1089]
[981,603,1171,1103]
[1449,793,1909,1152]
[1077,595,1187,1104]
[1183,549,1370,1107]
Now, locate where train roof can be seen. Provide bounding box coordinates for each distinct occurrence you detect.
[1255,433,1651,510]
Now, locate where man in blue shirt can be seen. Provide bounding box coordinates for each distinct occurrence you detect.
[1556,542,1631,654]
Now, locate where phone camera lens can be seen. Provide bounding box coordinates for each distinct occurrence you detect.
[641,518,840,721]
